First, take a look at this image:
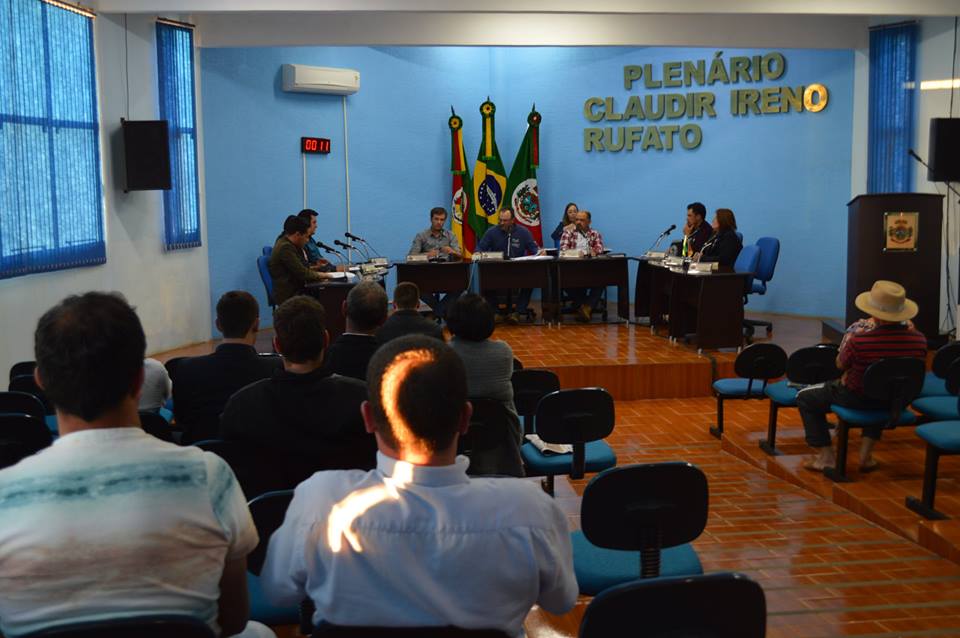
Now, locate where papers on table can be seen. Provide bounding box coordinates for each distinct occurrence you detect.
[511,254,554,261]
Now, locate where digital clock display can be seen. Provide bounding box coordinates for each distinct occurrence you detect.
[301,137,331,154]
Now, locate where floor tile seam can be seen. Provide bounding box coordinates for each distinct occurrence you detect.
[761,575,960,592]
[819,630,960,638]
[769,598,960,617]
[706,510,866,524]
[704,522,878,537]
[695,538,928,554]
[708,554,942,571]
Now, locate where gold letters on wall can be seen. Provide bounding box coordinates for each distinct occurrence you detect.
[584,51,830,153]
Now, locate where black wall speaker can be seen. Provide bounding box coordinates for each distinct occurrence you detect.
[928,118,960,183]
[121,119,172,191]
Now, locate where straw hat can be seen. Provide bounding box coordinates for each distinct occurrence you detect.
[854,280,918,322]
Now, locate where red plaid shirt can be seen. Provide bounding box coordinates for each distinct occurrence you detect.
[560,228,605,255]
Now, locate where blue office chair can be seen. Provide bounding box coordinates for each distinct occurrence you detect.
[246,490,302,626]
[511,369,560,435]
[743,237,780,338]
[21,615,215,637]
[8,360,35,382]
[825,357,925,482]
[520,388,617,496]
[578,572,766,638]
[0,414,54,469]
[916,342,960,400]
[262,245,273,257]
[257,254,276,309]
[906,360,960,519]
[760,344,840,455]
[8,374,57,433]
[733,244,761,343]
[710,343,787,439]
[572,463,707,595]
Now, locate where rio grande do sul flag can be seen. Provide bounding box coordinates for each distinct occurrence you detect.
[448,109,476,256]
[504,106,543,245]
[472,99,508,233]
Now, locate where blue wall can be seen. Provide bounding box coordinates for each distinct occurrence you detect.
[201,46,854,333]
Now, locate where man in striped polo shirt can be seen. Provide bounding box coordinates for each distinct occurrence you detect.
[798,280,927,472]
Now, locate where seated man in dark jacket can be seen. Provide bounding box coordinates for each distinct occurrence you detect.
[172,291,282,443]
[323,281,389,380]
[376,282,444,345]
[220,295,376,484]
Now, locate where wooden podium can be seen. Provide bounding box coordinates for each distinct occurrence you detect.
[846,193,943,340]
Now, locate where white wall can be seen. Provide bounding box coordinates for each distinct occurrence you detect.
[913,17,960,334]
[0,13,211,373]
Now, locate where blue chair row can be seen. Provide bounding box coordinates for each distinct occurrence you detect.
[907,360,960,519]
[257,254,276,310]
[709,343,787,439]
[743,236,780,339]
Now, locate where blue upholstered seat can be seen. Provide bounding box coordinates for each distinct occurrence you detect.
[913,396,960,421]
[920,371,949,398]
[521,440,616,475]
[830,405,916,426]
[916,421,960,452]
[712,378,766,397]
[763,380,798,406]
[571,530,703,595]
[44,414,58,434]
[247,572,299,625]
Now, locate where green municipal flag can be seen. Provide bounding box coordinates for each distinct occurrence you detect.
[504,106,543,245]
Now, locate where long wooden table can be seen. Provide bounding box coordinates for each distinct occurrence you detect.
[554,256,630,321]
[395,261,472,298]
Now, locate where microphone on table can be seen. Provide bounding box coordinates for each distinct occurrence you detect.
[647,224,677,253]
[344,233,372,260]
[344,232,364,243]
[334,239,354,250]
[316,241,345,267]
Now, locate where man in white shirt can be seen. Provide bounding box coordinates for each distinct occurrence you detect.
[0,292,272,638]
[261,335,578,636]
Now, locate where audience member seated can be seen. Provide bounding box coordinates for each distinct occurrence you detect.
[220,295,376,481]
[377,282,444,344]
[323,281,388,380]
[560,210,606,322]
[269,215,334,306]
[0,292,272,638]
[697,208,742,267]
[173,291,283,443]
[260,335,577,636]
[797,281,927,472]
[138,357,171,412]
[447,294,524,476]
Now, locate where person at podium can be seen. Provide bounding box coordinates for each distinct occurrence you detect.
[477,208,543,324]
[697,208,742,267]
[560,210,606,323]
[682,202,712,256]
[407,207,462,316]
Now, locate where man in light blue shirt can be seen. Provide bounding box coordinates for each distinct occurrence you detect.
[261,335,577,636]
[477,209,543,324]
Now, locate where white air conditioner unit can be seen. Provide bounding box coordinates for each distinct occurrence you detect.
[282,64,360,95]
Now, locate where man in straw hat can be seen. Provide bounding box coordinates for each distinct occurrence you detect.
[797,280,927,472]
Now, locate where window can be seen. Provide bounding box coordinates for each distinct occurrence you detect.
[867,22,917,194]
[0,0,105,279]
[156,20,201,250]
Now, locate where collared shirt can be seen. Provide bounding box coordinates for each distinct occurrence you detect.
[477,224,540,258]
[409,228,461,255]
[560,227,605,254]
[0,428,257,637]
[261,453,578,637]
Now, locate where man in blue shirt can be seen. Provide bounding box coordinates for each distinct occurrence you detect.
[477,209,542,324]
[297,209,335,272]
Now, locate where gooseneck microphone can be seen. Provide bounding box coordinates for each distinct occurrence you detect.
[659,224,677,238]
[333,239,354,250]
[344,232,365,243]
[647,223,677,253]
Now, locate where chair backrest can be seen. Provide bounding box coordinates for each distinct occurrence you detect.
[785,344,841,385]
[511,369,560,434]
[733,244,761,294]
[946,359,960,396]
[580,463,708,578]
[247,489,294,576]
[733,343,787,392]
[164,356,189,384]
[0,414,53,467]
[535,388,615,479]
[8,374,53,414]
[932,342,960,378]
[578,572,765,638]
[262,245,273,257]
[9,360,36,382]
[257,254,276,307]
[194,439,288,499]
[734,231,743,244]
[138,410,175,443]
[862,357,926,427]
[753,237,780,287]
[21,615,215,638]
[0,391,47,420]
[313,625,510,638]
[512,357,524,371]
[460,397,514,459]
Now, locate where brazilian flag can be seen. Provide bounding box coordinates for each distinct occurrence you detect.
[472,99,508,236]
